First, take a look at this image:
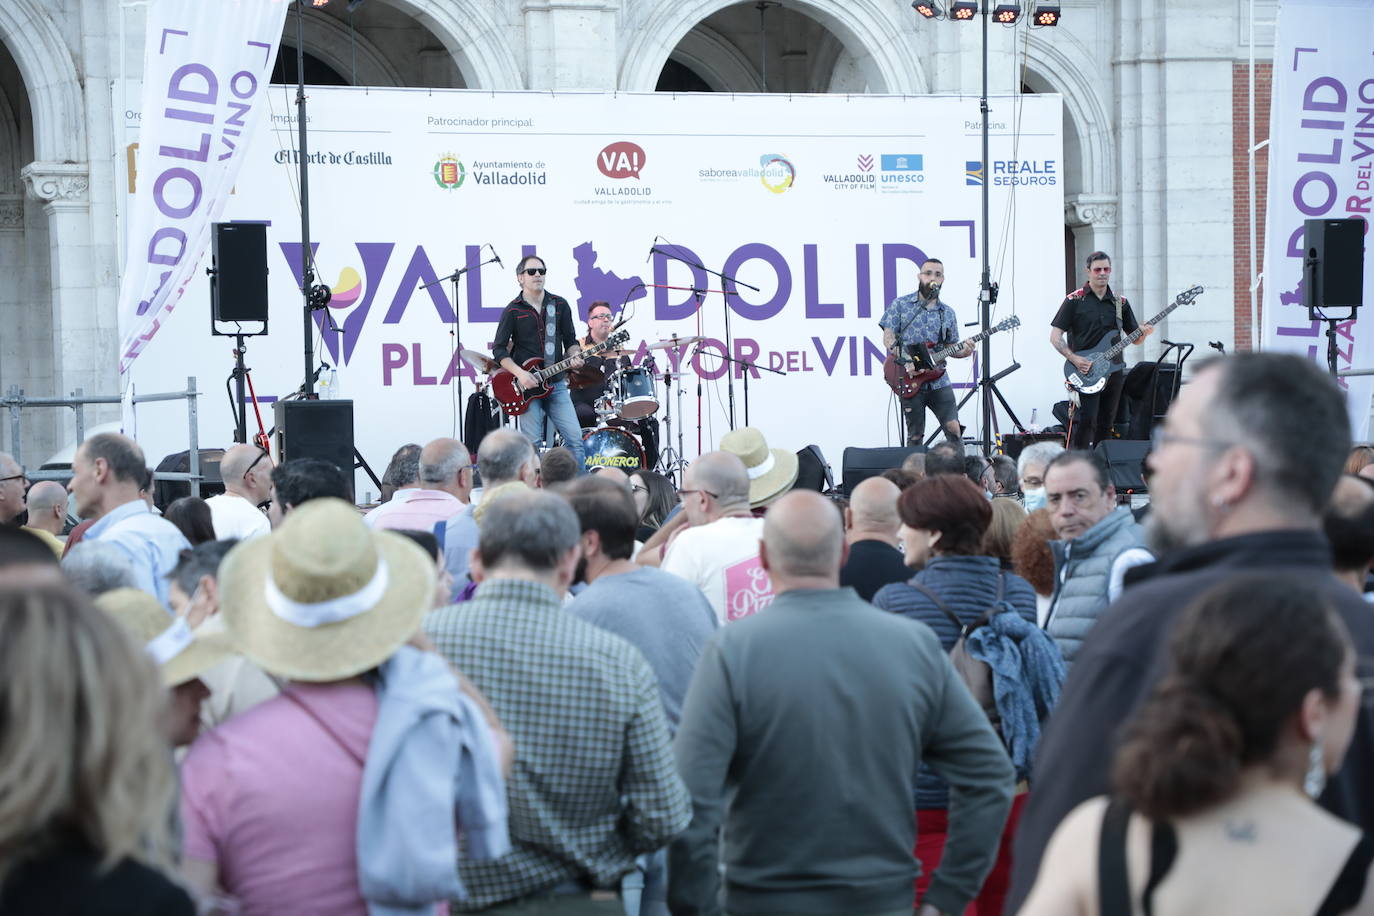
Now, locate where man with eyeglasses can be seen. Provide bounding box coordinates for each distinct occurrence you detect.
[1040,450,1149,666]
[205,444,273,540]
[880,258,974,451]
[569,299,625,428]
[492,255,586,472]
[660,451,773,625]
[0,451,27,525]
[1050,251,1153,449]
[1008,353,1374,911]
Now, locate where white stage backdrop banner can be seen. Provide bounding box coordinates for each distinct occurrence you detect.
[115,0,287,375]
[117,88,1065,489]
[1262,0,1374,439]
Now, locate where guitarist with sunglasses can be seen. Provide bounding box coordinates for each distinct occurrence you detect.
[1050,251,1153,449]
[880,259,974,451]
[492,255,587,471]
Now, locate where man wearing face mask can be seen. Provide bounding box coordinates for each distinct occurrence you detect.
[1016,441,1065,513]
[881,259,974,451]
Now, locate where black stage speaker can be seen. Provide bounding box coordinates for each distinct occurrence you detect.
[793,445,833,493]
[212,221,270,322]
[1094,439,1151,495]
[1304,218,1365,315]
[153,448,226,510]
[999,430,1065,462]
[274,400,355,498]
[841,446,920,495]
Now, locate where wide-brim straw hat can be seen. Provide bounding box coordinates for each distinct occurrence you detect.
[218,497,435,682]
[95,588,234,688]
[719,427,799,508]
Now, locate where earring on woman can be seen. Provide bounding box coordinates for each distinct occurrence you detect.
[1304,738,1326,798]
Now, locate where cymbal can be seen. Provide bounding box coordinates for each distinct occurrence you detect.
[646,335,705,351]
[460,348,498,373]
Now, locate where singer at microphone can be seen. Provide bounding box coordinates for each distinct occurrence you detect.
[878,257,976,450]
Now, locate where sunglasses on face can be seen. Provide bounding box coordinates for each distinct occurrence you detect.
[522,268,547,276]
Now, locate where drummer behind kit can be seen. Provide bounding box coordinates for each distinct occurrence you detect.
[475,327,704,475]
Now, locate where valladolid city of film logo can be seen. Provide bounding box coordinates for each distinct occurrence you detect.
[434,153,466,190]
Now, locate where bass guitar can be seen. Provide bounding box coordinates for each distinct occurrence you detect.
[883,316,1022,398]
[1063,285,1203,394]
[491,329,631,416]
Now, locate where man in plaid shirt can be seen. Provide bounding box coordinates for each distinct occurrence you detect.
[879,258,974,450]
[425,489,689,913]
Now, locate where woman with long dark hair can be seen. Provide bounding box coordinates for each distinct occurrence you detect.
[1019,574,1371,915]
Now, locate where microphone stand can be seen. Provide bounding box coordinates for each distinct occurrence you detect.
[688,340,786,427]
[423,250,501,439]
[650,247,759,429]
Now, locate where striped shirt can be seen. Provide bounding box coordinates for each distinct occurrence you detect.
[424,578,690,909]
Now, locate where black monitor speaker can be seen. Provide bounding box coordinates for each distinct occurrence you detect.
[841,445,920,495]
[1094,439,1151,495]
[212,221,270,322]
[1304,217,1365,315]
[273,400,355,499]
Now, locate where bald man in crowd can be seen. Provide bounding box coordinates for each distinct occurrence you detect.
[367,436,471,532]
[206,444,273,540]
[670,491,1013,916]
[660,451,771,624]
[839,476,911,601]
[21,480,68,558]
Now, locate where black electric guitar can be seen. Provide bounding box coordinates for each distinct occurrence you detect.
[490,330,631,415]
[1063,286,1203,393]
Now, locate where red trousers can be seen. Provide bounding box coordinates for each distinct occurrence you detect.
[914,791,1028,916]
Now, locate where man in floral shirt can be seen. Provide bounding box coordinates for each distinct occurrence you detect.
[880,259,973,450]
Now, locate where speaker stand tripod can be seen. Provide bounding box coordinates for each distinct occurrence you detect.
[923,361,1028,452]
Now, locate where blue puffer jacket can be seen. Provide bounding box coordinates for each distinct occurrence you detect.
[873,554,1039,810]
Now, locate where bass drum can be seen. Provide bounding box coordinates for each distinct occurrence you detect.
[582,427,646,473]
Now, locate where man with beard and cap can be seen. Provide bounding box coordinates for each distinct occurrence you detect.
[880,259,974,451]
[1006,352,1374,911]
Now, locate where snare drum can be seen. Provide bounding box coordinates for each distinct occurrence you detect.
[614,367,660,419]
[582,427,646,473]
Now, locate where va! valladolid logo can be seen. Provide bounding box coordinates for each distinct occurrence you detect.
[434,153,465,190]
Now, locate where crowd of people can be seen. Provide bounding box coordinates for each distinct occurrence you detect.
[4,350,1374,915]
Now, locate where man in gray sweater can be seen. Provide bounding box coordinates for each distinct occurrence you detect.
[668,491,1014,916]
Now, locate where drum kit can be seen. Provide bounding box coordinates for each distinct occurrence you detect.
[461,333,704,476]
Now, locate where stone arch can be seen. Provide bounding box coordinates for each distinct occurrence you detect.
[0,0,84,163]
[620,0,925,94]
[0,83,21,195]
[668,26,764,93]
[283,10,406,87]
[378,0,522,90]
[1020,30,1115,197]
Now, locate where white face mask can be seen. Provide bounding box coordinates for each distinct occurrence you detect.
[1023,487,1047,512]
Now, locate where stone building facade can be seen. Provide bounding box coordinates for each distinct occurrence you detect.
[0,0,1277,460]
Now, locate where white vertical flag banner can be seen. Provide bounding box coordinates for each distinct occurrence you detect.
[116,0,288,376]
[1262,0,1374,439]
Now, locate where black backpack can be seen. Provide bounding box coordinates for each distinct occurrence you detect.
[908,575,1008,737]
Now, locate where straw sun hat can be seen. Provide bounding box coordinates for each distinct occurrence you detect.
[95,588,234,688]
[218,497,436,682]
[719,426,799,508]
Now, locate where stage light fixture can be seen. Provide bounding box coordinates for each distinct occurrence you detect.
[1032,2,1060,25]
[911,0,940,18]
[993,2,1021,23]
[949,1,978,19]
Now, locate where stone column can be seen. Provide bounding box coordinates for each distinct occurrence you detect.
[21,161,113,450]
[1064,194,1120,277]
[522,0,621,89]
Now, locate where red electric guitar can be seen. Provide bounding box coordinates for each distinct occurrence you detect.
[882,316,1021,398]
[491,330,631,416]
